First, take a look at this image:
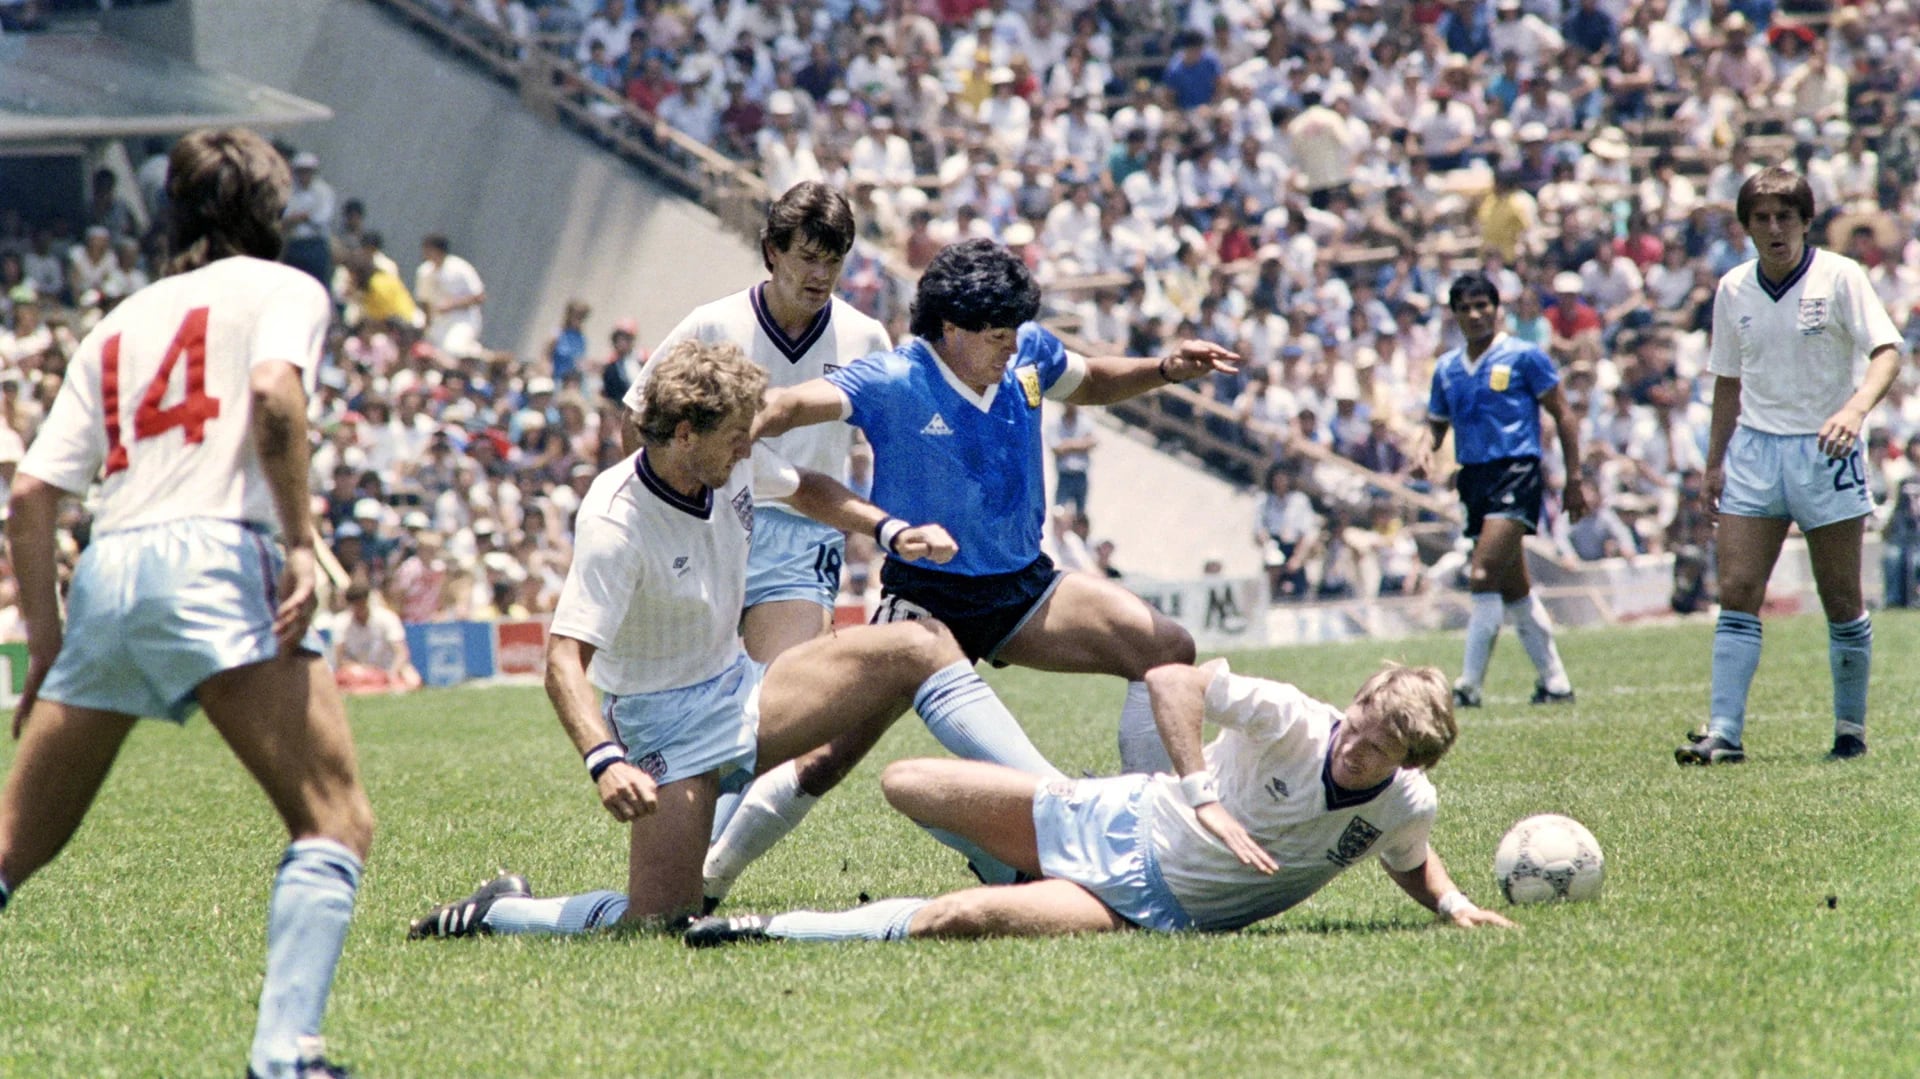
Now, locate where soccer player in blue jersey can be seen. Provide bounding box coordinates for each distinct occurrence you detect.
[1413,272,1588,709]
[1675,168,1902,765]
[698,238,1239,900]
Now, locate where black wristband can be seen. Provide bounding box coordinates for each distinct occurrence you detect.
[584,741,624,782]
[1157,355,1177,383]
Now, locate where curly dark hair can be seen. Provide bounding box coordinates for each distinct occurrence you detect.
[908,239,1042,342]
[1446,271,1501,312]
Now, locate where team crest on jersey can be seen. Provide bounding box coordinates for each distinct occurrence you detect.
[1797,297,1830,335]
[731,488,754,535]
[635,751,667,779]
[1325,816,1382,867]
[823,363,845,374]
[1488,364,1512,392]
[1017,367,1042,408]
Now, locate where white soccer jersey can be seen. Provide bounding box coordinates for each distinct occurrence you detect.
[622,287,891,498]
[20,257,328,536]
[550,444,799,695]
[1706,247,1902,436]
[1143,662,1438,933]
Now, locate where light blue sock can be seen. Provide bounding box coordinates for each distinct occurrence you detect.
[915,661,1064,778]
[709,768,754,843]
[1708,611,1764,746]
[249,839,362,1079]
[1829,615,1871,738]
[483,890,628,935]
[765,897,929,942]
[1117,680,1172,774]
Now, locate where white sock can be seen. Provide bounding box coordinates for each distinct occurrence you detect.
[1117,680,1172,774]
[703,760,818,903]
[1507,594,1570,693]
[1461,591,1503,690]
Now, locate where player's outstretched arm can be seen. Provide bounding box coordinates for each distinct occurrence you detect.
[544,632,657,822]
[6,475,68,737]
[1145,660,1276,874]
[753,380,851,441]
[1067,339,1241,406]
[1385,850,1513,929]
[251,359,319,652]
[786,468,957,564]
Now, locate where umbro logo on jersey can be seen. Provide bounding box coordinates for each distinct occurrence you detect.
[672,556,690,575]
[921,413,955,436]
[1264,776,1290,801]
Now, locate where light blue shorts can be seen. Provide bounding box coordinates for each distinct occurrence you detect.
[40,518,324,724]
[1033,774,1194,933]
[602,652,762,787]
[1719,427,1872,531]
[746,506,843,611]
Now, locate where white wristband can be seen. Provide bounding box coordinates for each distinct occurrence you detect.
[1179,771,1219,807]
[1436,890,1478,918]
[875,517,910,555]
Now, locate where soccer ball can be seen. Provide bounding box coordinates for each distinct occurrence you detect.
[1493,814,1604,904]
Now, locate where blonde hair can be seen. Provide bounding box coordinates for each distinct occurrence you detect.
[1352,663,1456,769]
[635,339,768,445]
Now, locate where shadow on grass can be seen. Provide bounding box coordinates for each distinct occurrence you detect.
[1238,916,1431,938]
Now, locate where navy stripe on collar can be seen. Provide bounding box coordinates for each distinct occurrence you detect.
[1321,721,1394,811]
[751,282,832,363]
[1756,246,1815,303]
[635,449,711,519]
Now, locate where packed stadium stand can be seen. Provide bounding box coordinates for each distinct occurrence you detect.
[1,0,1918,655]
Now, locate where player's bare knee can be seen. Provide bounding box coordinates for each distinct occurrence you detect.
[1153,619,1196,665]
[879,758,940,812]
[909,892,993,939]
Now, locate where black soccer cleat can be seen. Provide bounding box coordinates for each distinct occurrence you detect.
[1675,734,1746,766]
[1530,683,1575,705]
[247,1037,353,1078]
[1451,684,1482,709]
[683,914,774,948]
[1826,734,1867,760]
[700,893,724,917]
[407,872,532,940]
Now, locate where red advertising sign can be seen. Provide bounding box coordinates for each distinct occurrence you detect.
[495,618,549,677]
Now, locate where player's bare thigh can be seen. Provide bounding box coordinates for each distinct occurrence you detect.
[908,878,1130,939]
[994,572,1194,677]
[880,758,1044,877]
[1469,517,1532,599]
[197,653,373,858]
[741,598,831,665]
[754,618,961,768]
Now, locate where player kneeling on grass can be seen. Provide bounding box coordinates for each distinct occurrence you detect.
[409,340,1048,937]
[685,658,1512,945]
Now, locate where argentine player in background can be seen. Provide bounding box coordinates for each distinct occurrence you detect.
[0,128,372,1079]
[409,341,1053,936]
[1676,167,1903,766]
[684,658,1514,945]
[618,184,894,900]
[707,238,1239,899]
[1414,272,1588,710]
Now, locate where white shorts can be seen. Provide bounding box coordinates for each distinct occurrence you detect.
[745,506,843,611]
[1719,427,1872,531]
[1033,774,1195,933]
[40,518,323,723]
[602,651,762,786]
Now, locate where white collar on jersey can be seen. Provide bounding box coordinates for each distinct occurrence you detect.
[924,341,1001,413]
[1457,331,1510,378]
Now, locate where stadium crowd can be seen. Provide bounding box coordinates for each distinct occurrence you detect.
[1,0,1920,650]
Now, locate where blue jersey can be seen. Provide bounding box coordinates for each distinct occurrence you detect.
[826,322,1088,577]
[1427,334,1559,465]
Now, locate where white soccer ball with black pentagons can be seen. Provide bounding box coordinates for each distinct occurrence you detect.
[1494,814,1604,904]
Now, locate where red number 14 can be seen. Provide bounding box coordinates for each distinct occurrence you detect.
[102,306,222,475]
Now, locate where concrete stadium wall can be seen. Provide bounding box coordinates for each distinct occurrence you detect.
[107,0,764,362]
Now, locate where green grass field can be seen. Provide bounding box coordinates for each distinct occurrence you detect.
[2,613,1916,1078]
